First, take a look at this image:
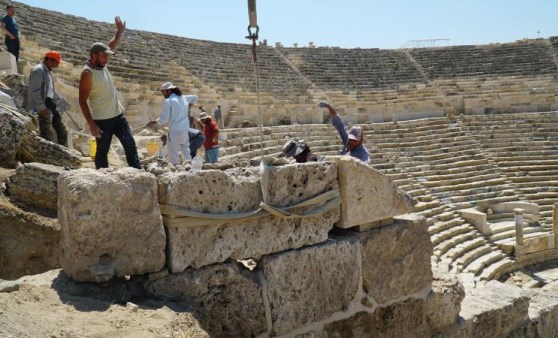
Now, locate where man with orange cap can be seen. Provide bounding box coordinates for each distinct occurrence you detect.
[27,50,68,146]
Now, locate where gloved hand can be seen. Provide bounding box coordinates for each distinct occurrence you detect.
[317,101,329,108]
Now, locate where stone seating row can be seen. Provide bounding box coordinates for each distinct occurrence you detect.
[461,112,558,224]
[410,40,557,79]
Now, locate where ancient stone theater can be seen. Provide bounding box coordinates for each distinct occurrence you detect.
[2,1,558,337]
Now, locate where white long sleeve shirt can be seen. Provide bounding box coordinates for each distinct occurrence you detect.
[157,94,198,132]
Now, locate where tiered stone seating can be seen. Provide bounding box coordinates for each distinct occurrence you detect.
[14,3,558,129]
[363,118,516,280]
[219,124,342,161]
[278,47,425,90]
[460,112,558,225]
[410,40,557,79]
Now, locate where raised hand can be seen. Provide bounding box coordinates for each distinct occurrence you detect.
[115,16,126,33]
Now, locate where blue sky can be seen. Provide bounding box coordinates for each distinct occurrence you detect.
[16,0,558,49]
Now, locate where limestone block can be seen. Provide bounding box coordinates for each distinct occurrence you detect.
[521,235,554,255]
[58,168,166,282]
[0,51,17,74]
[159,163,340,272]
[359,214,433,304]
[261,236,360,336]
[459,281,529,338]
[425,272,465,333]
[6,162,65,212]
[460,208,489,234]
[146,262,266,338]
[0,90,16,108]
[18,132,82,169]
[324,299,430,338]
[323,312,378,338]
[0,105,28,165]
[509,288,558,338]
[327,156,416,229]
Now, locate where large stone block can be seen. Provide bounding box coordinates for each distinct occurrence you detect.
[359,214,433,304]
[159,163,340,272]
[0,51,17,74]
[0,105,28,166]
[327,156,416,229]
[425,272,465,333]
[18,132,82,169]
[146,262,266,338]
[509,288,558,338]
[324,298,430,338]
[458,281,529,338]
[58,168,166,282]
[261,236,360,336]
[6,162,65,213]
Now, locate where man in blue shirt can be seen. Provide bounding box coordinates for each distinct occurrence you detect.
[0,4,19,61]
[318,101,370,164]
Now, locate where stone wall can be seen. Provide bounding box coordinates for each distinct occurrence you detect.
[54,159,558,337]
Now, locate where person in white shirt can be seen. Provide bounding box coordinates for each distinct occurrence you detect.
[148,82,198,165]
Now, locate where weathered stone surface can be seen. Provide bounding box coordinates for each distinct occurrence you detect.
[425,272,465,333]
[324,298,429,338]
[324,312,378,338]
[146,262,266,338]
[159,163,340,272]
[360,214,433,304]
[264,162,338,207]
[457,281,529,338]
[166,211,339,272]
[0,201,60,280]
[158,167,262,213]
[509,288,558,338]
[1,75,27,109]
[261,236,360,336]
[0,105,28,166]
[0,90,16,108]
[6,162,66,212]
[58,168,166,282]
[327,156,416,229]
[18,132,82,169]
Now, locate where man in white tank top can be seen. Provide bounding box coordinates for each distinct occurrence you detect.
[78,16,141,169]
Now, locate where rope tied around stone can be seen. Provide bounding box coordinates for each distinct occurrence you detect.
[159,187,340,229]
[161,159,340,228]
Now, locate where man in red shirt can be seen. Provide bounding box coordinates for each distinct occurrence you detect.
[199,112,219,163]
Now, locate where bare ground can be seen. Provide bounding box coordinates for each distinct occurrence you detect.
[0,270,209,338]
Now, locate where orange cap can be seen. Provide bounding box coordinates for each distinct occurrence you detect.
[45,50,61,63]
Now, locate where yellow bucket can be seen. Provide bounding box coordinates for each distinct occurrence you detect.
[146,140,160,156]
[89,139,96,159]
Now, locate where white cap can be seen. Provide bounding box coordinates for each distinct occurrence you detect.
[160,82,177,91]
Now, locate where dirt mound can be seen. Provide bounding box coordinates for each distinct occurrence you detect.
[0,270,209,337]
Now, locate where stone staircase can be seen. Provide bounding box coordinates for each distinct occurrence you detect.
[363,117,517,281]
[460,112,558,225]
